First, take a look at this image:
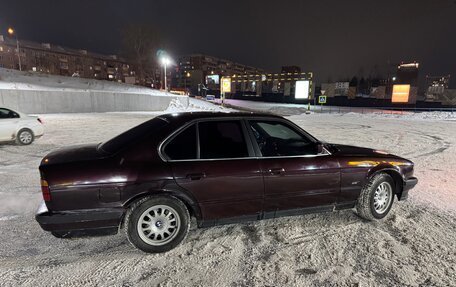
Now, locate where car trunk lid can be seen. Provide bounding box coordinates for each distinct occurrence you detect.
[40,143,105,166]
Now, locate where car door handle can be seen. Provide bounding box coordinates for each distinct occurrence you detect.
[267,168,285,175]
[186,172,206,180]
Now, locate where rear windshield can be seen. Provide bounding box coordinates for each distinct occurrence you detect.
[99,117,168,154]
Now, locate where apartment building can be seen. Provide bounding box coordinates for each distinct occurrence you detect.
[0,35,144,85]
[172,54,265,93]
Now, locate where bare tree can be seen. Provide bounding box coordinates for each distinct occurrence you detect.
[121,24,161,86]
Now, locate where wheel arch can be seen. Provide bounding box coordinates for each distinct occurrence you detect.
[16,127,34,137]
[122,189,202,223]
[368,166,404,199]
[15,127,35,144]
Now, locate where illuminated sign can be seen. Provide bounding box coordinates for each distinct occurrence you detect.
[398,63,419,69]
[206,75,219,85]
[221,77,231,93]
[295,80,310,99]
[392,84,411,103]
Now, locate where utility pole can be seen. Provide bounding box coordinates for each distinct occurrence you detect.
[7,27,22,71]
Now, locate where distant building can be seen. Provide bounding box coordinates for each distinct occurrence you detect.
[0,34,146,85]
[281,66,301,74]
[335,82,349,96]
[172,54,265,94]
[321,82,349,97]
[321,83,335,97]
[441,90,456,106]
[425,75,451,102]
[230,71,314,103]
[426,75,450,89]
[371,86,387,99]
[396,62,419,86]
[391,62,420,104]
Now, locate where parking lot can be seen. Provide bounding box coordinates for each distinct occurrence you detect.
[0,111,455,287]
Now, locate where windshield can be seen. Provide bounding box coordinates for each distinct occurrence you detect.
[99,117,168,154]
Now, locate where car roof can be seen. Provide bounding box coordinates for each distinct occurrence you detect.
[158,111,283,123]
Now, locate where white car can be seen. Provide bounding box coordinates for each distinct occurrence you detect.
[0,107,44,145]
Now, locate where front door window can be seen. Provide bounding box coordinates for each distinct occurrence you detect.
[249,120,317,157]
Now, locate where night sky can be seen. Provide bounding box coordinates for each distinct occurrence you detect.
[1,0,456,86]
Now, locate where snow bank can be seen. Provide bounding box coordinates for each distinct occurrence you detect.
[363,111,456,121]
[0,68,189,113]
[0,68,161,95]
[223,99,456,120]
[165,98,234,113]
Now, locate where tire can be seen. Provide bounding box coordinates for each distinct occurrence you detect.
[16,128,34,145]
[356,173,395,220]
[124,195,190,253]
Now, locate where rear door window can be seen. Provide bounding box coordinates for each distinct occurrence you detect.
[164,124,197,160]
[0,108,18,119]
[198,120,249,159]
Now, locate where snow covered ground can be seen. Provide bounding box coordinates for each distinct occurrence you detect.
[0,99,455,286]
[0,68,166,95]
[221,99,456,120]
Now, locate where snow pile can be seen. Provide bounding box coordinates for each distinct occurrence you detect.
[268,106,311,115]
[165,98,234,113]
[0,68,170,96]
[164,98,187,112]
[364,111,456,121]
[222,99,310,115]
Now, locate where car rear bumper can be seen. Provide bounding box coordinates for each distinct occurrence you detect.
[35,201,124,237]
[33,125,45,137]
[399,177,418,201]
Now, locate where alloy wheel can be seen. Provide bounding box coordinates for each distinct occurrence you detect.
[137,205,181,246]
[373,182,393,214]
[19,131,33,144]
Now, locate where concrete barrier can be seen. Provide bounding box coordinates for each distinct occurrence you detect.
[0,89,189,113]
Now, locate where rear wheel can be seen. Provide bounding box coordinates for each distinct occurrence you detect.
[124,196,190,253]
[356,173,395,220]
[16,128,34,145]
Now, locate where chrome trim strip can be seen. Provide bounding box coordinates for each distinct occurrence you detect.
[162,147,331,163]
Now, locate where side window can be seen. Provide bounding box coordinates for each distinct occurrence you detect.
[249,120,316,157]
[164,124,197,160]
[0,109,8,119]
[199,120,249,159]
[0,108,17,119]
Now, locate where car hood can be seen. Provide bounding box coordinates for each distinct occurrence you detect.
[328,144,400,159]
[41,143,106,166]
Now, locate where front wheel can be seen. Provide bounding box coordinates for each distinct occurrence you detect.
[356,173,395,220]
[124,196,190,253]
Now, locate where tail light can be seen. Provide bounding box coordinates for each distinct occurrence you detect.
[37,118,43,124]
[41,179,51,201]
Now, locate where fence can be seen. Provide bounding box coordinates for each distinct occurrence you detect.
[0,89,188,114]
[313,105,456,114]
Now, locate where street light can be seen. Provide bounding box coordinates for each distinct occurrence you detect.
[160,56,171,92]
[184,72,191,95]
[7,27,22,71]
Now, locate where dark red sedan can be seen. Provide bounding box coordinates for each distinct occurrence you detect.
[36,112,417,253]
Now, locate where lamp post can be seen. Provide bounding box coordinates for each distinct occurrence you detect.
[7,27,22,71]
[160,56,171,92]
[185,72,191,95]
